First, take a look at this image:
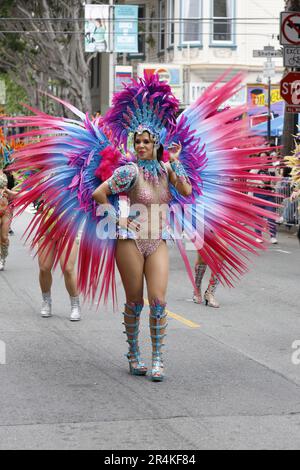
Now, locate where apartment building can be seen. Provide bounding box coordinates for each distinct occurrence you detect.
[93,0,285,133]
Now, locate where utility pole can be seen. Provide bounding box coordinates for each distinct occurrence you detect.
[282,0,300,159]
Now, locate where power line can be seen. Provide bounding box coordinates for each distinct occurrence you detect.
[0,31,279,38]
[0,17,281,22]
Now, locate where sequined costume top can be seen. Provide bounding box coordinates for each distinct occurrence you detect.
[107,159,172,243]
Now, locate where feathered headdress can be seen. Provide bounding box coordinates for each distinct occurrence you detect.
[103,73,179,149]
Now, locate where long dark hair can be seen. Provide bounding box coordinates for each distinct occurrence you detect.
[133,131,164,161]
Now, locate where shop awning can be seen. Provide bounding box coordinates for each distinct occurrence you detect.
[251,115,283,137]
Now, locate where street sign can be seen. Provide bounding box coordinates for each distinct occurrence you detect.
[283,46,300,67]
[280,72,300,112]
[280,12,300,46]
[286,105,300,113]
[253,46,282,58]
[263,59,275,79]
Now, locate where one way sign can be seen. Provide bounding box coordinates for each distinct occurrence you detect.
[280,12,300,46]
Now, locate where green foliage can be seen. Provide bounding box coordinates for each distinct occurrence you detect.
[0,0,15,17]
[0,72,29,114]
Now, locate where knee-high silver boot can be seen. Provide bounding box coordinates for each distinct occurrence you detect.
[123,301,147,376]
[149,299,168,382]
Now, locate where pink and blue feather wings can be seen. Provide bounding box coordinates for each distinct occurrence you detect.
[167,72,281,286]
[6,99,118,305]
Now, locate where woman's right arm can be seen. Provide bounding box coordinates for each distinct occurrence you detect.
[92,181,111,205]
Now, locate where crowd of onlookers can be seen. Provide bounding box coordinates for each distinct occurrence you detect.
[249,148,299,245]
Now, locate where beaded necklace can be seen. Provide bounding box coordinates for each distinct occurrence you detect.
[137,159,165,185]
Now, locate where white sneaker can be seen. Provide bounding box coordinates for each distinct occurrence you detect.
[70,296,81,321]
[255,238,264,243]
[0,258,5,271]
[270,237,278,244]
[41,299,52,318]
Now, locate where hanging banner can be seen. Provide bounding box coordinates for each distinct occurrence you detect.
[114,5,138,53]
[189,82,246,107]
[84,4,109,53]
[115,66,133,92]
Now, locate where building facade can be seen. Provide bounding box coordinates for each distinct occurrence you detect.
[93,0,284,124]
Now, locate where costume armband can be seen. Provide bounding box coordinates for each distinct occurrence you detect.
[170,161,189,183]
[107,164,137,195]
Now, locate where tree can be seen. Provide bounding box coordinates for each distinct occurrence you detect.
[0,0,97,114]
[0,72,29,115]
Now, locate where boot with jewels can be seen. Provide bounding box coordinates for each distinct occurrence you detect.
[123,301,147,376]
[149,299,168,382]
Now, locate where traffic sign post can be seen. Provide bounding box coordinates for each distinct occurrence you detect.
[253,46,282,58]
[283,46,300,67]
[280,71,300,113]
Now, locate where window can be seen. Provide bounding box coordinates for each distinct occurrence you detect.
[181,0,202,45]
[169,0,175,46]
[212,0,235,44]
[159,0,166,52]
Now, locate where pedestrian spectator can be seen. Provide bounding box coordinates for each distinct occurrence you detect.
[252,152,278,244]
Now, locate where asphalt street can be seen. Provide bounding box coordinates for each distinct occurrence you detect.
[0,211,300,450]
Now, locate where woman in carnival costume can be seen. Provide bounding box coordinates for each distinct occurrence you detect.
[6,72,279,381]
[36,198,82,322]
[0,138,18,271]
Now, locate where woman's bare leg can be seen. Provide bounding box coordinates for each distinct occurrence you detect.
[59,240,81,320]
[116,240,146,373]
[144,241,169,304]
[38,240,56,294]
[116,240,144,302]
[59,241,79,297]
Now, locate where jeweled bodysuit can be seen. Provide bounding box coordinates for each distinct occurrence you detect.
[108,159,172,257]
